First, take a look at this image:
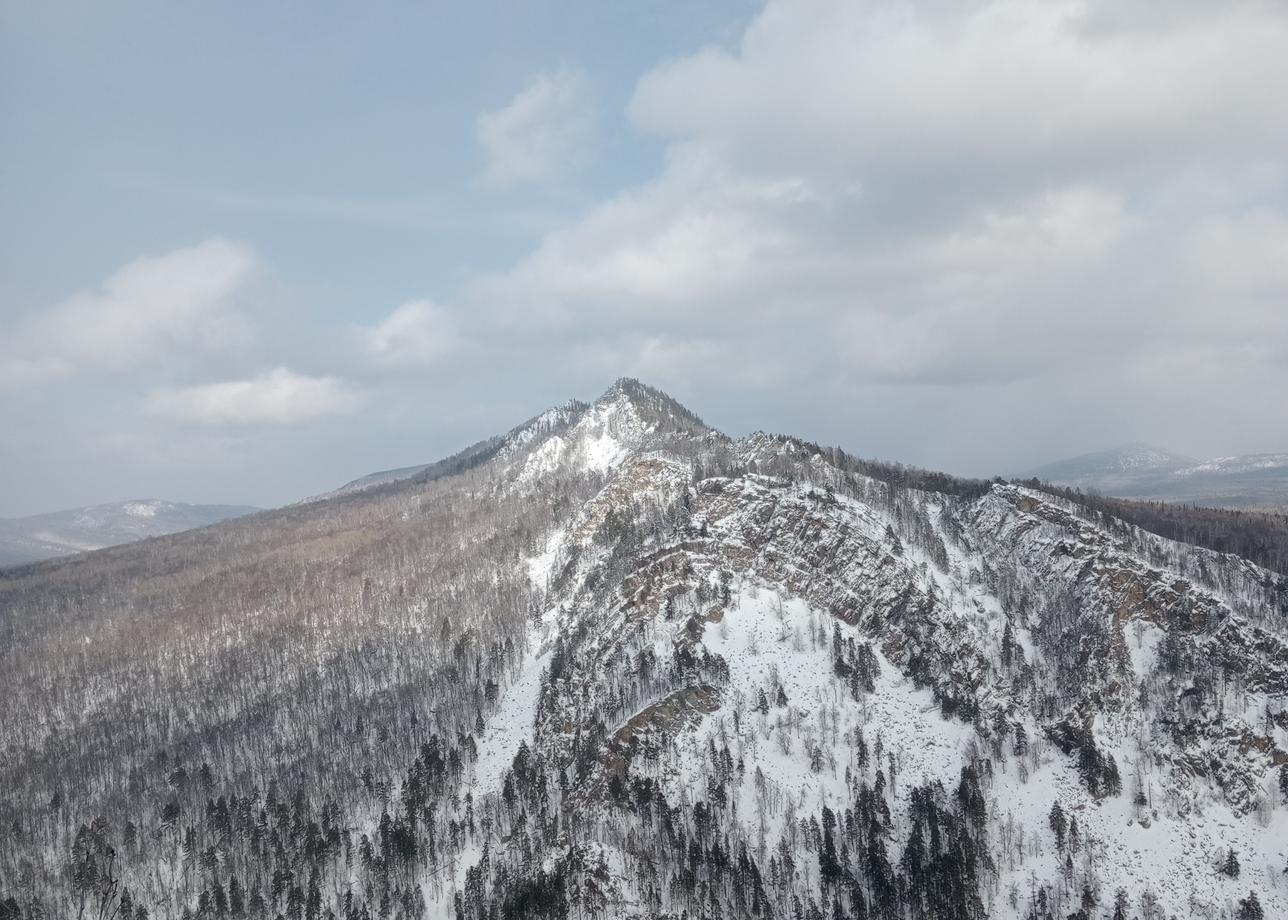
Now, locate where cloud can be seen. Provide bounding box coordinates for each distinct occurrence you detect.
[630,0,1288,181]
[363,300,457,365]
[449,0,1288,470]
[146,368,361,426]
[10,0,1288,516]
[1,239,258,386]
[476,67,596,188]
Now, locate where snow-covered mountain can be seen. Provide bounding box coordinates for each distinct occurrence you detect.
[317,400,591,500]
[0,498,258,567]
[2,380,1285,920]
[1175,453,1288,478]
[1028,444,1288,512]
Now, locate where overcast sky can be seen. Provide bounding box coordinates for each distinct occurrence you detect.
[3,0,1287,516]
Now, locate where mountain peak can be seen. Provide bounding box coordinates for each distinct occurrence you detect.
[593,377,710,436]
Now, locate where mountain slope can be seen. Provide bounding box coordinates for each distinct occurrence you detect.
[2,380,1286,920]
[0,499,258,567]
[317,399,591,499]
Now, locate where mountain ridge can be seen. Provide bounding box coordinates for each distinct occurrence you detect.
[1,380,1286,920]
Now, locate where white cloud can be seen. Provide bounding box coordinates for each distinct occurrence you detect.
[476,67,596,188]
[1,239,257,385]
[630,0,1288,180]
[363,299,457,365]
[472,146,806,320]
[15,0,1285,503]
[444,0,1288,468]
[146,368,360,426]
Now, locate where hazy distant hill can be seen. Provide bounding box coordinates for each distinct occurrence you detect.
[0,499,258,566]
[1026,443,1288,510]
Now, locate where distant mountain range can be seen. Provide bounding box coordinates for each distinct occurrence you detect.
[1025,442,1288,510]
[0,499,258,567]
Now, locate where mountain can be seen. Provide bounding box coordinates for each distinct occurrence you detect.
[2,379,1287,920]
[1024,443,1195,489]
[1028,444,1288,511]
[0,498,258,567]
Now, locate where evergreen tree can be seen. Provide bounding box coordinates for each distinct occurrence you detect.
[1222,848,1241,879]
[1237,890,1263,920]
[229,875,245,916]
[1047,802,1066,850]
[1111,888,1129,920]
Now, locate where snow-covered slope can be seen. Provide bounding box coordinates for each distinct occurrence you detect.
[435,392,1288,919]
[316,400,591,500]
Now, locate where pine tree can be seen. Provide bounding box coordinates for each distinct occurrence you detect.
[1048,802,1066,850]
[819,807,841,884]
[1222,848,1241,878]
[1111,888,1129,920]
[1238,890,1264,920]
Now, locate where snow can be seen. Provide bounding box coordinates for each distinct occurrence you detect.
[985,731,1288,919]
[517,435,568,482]
[1126,621,1165,679]
[1174,453,1288,476]
[472,643,552,796]
[627,480,1288,918]
[668,585,1288,920]
[578,431,627,472]
[471,413,1288,918]
[657,583,974,846]
[507,388,649,483]
[524,526,567,590]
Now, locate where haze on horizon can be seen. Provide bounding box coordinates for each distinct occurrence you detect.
[3,0,1287,517]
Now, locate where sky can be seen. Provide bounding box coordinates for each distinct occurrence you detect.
[2,0,1287,516]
